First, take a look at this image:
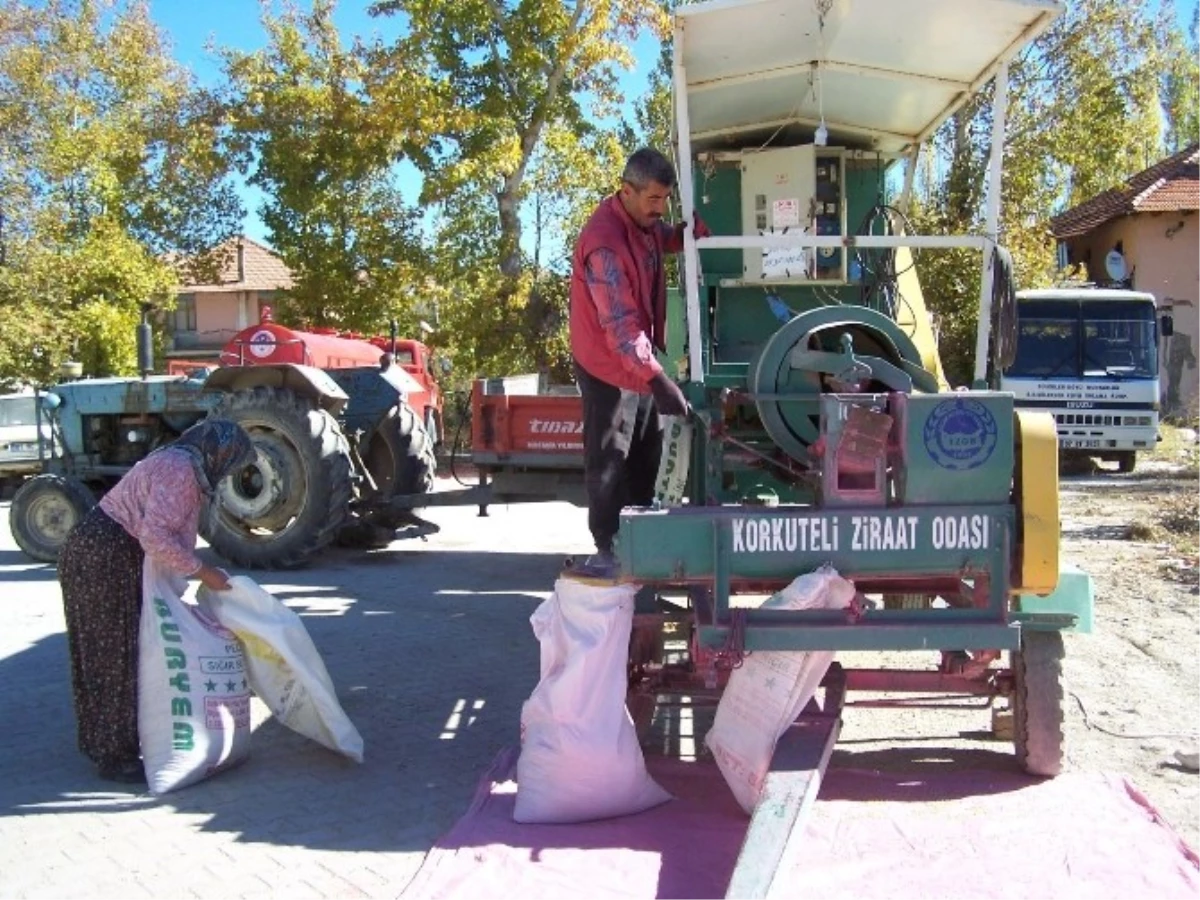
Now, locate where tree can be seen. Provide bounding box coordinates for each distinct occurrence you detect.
[0,0,243,386]
[1159,1,1200,151]
[909,0,1170,385]
[367,0,669,279]
[222,0,427,336]
[356,0,668,381]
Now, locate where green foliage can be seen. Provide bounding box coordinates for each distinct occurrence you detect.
[431,264,571,385]
[0,0,242,385]
[367,0,668,282]
[222,0,426,335]
[1158,1,1200,151]
[360,0,667,380]
[911,0,1177,385]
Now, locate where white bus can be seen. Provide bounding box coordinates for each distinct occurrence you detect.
[1000,288,1167,472]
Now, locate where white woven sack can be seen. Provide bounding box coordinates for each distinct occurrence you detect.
[514,578,671,823]
[653,415,692,507]
[704,565,856,814]
[138,560,252,795]
[199,576,363,763]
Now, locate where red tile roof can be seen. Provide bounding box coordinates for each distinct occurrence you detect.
[1050,144,1199,239]
[177,236,294,292]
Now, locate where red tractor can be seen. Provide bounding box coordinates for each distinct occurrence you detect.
[218,311,446,446]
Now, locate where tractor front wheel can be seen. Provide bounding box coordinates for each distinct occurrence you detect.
[360,403,436,529]
[202,387,353,569]
[10,474,96,563]
[1012,629,1066,777]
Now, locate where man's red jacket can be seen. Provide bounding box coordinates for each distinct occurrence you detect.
[569,193,684,392]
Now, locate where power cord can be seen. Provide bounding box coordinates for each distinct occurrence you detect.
[446,389,474,487]
[1071,691,1197,741]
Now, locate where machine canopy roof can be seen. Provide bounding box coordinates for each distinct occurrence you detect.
[676,0,1064,154]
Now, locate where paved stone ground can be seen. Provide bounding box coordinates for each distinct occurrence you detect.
[0,485,591,899]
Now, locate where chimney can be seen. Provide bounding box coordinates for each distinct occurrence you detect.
[236,239,245,283]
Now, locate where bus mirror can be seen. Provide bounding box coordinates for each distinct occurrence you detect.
[1161,314,1174,338]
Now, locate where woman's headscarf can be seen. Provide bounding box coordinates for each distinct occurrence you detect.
[171,418,255,495]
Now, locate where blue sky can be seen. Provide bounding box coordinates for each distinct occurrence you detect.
[148,0,663,247]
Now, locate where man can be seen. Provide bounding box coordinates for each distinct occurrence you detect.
[569,147,708,577]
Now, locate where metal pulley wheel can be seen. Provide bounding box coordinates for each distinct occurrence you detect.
[747,306,935,465]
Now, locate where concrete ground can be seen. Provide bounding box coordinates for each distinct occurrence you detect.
[0,483,592,899]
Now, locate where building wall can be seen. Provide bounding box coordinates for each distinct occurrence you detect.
[1066,210,1198,418]
[169,289,280,362]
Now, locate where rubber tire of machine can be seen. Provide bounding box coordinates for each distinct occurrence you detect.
[368,404,436,496]
[9,474,96,563]
[1012,629,1066,777]
[1116,451,1137,474]
[202,387,353,569]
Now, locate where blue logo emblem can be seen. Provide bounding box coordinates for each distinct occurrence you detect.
[923,399,998,471]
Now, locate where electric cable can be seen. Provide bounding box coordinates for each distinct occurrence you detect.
[447,388,473,487]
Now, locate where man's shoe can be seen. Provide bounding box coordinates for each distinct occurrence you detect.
[575,549,619,579]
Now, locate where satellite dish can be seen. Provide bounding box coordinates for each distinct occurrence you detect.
[1105,248,1128,282]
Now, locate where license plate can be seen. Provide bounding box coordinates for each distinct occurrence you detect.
[1060,439,1100,450]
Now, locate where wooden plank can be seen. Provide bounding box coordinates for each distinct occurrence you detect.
[724,716,841,899]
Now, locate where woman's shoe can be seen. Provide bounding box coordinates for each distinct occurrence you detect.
[97,760,146,784]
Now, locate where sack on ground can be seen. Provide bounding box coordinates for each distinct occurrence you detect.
[514,578,671,824]
[704,565,856,814]
[138,560,252,795]
[199,576,363,763]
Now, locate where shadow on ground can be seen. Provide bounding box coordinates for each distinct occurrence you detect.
[0,548,573,854]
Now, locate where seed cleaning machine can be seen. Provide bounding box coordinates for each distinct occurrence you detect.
[602,0,1095,892]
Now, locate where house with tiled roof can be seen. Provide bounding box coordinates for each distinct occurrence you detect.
[1051,144,1199,417]
[164,236,294,373]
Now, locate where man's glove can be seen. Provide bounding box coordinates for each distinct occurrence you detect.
[649,372,691,417]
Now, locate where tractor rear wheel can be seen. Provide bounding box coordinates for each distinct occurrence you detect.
[361,403,436,527]
[202,387,353,569]
[1012,629,1066,777]
[10,474,96,563]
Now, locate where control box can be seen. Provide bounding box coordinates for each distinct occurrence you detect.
[740,144,846,283]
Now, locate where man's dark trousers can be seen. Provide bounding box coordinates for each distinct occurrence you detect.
[574,361,662,554]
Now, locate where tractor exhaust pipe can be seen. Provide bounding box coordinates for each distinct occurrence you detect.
[137,304,154,378]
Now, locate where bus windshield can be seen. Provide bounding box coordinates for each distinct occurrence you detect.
[1005,299,1157,380]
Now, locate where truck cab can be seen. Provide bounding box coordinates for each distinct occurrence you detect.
[386,339,445,445]
[1000,286,1163,472]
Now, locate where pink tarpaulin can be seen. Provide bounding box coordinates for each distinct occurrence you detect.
[400,747,1200,900]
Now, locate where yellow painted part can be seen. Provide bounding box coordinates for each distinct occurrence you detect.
[893,245,951,391]
[1013,409,1060,595]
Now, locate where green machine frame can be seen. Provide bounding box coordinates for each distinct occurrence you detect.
[605,9,1093,885]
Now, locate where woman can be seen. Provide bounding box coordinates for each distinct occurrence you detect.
[57,417,255,783]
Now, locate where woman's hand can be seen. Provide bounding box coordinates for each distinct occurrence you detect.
[196,564,232,591]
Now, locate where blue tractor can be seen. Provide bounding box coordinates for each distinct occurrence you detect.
[9,318,436,567]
